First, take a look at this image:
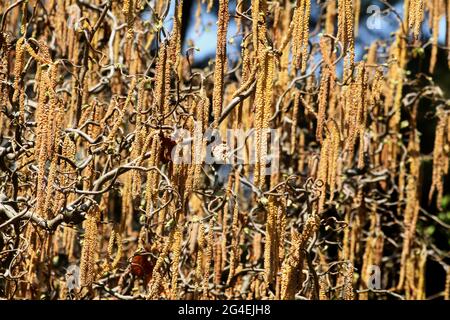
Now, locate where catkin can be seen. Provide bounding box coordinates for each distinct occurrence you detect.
[105,78,137,145]
[108,227,123,270]
[145,133,161,218]
[327,121,340,201]
[170,226,183,299]
[202,218,214,299]
[12,37,25,104]
[280,215,319,299]
[123,0,135,38]
[354,0,361,37]
[264,197,278,285]
[343,262,355,300]
[212,0,229,128]
[338,0,355,65]
[80,206,100,287]
[429,109,448,209]
[409,0,425,39]
[316,38,334,142]
[317,136,330,213]
[292,0,311,73]
[169,0,184,70]
[445,268,450,300]
[254,48,274,189]
[429,0,440,73]
[325,0,336,35]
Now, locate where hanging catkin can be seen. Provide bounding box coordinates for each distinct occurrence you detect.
[12,37,25,105]
[354,0,361,37]
[429,109,448,209]
[169,0,184,70]
[398,133,421,290]
[445,268,450,300]
[338,0,355,65]
[212,0,229,128]
[429,0,440,73]
[409,0,425,39]
[317,36,335,143]
[327,121,340,201]
[80,206,100,287]
[280,215,319,299]
[154,43,170,116]
[251,0,263,52]
[317,135,330,213]
[170,226,183,299]
[264,197,278,285]
[292,0,311,73]
[123,0,135,38]
[145,132,161,218]
[343,262,355,300]
[325,0,336,35]
[202,218,214,299]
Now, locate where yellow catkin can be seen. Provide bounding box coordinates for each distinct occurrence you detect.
[264,197,278,285]
[429,109,447,209]
[42,154,58,219]
[359,204,384,299]
[338,0,354,66]
[429,0,440,73]
[316,82,328,133]
[383,26,407,175]
[317,136,330,213]
[251,0,262,52]
[202,218,214,299]
[319,275,328,300]
[445,268,450,300]
[123,0,135,38]
[327,121,340,201]
[108,227,123,270]
[220,198,229,276]
[35,69,54,218]
[169,0,184,71]
[80,206,100,287]
[154,43,169,116]
[195,222,205,294]
[398,132,421,290]
[325,0,336,35]
[105,78,137,145]
[280,215,319,299]
[147,224,178,299]
[346,63,366,161]
[317,40,334,143]
[254,45,274,189]
[354,0,361,37]
[291,91,301,154]
[343,262,355,300]
[409,0,425,39]
[212,0,229,128]
[213,232,222,286]
[145,133,161,218]
[170,226,183,299]
[292,0,311,73]
[12,37,25,104]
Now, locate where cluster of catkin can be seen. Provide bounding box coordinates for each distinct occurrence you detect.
[0,0,450,301]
